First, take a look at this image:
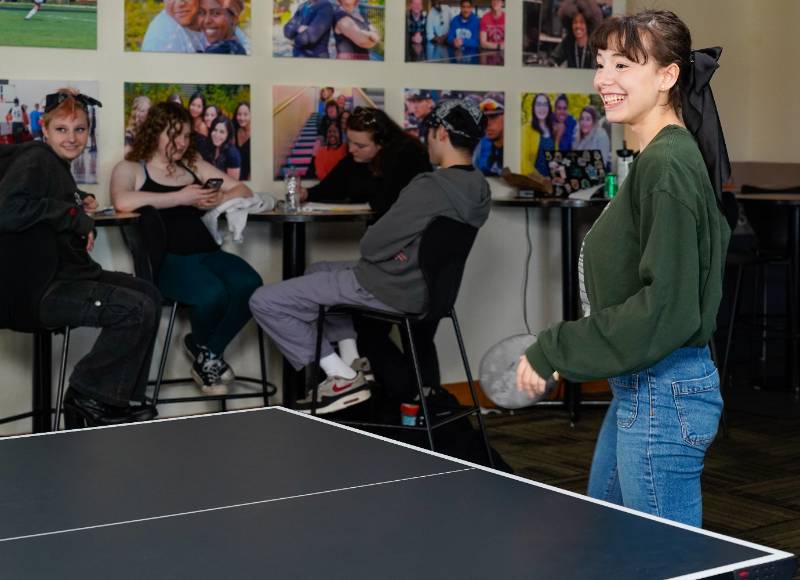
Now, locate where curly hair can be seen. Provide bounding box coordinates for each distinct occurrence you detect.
[125,102,198,170]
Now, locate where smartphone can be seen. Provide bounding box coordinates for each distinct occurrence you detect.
[203,178,223,191]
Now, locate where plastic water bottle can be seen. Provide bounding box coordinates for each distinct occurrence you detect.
[616,141,634,186]
[284,167,299,213]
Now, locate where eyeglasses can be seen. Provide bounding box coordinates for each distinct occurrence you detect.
[44,92,103,114]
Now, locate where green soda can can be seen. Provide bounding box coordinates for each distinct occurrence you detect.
[605,173,618,198]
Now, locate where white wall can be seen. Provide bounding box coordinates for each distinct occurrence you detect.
[3,0,626,434]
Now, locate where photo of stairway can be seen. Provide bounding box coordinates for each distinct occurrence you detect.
[273,86,384,179]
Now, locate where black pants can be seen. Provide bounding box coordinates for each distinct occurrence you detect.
[39,271,161,407]
[355,318,441,404]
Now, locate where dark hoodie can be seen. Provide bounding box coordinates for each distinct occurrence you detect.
[355,166,491,313]
[0,142,100,281]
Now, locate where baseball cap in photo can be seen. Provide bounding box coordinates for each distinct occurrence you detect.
[479,97,505,116]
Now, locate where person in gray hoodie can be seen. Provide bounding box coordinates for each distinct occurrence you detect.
[250,99,491,415]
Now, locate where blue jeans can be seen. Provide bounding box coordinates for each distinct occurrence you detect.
[158,251,262,356]
[587,346,722,527]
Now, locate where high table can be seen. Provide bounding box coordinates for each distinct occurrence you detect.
[735,192,800,395]
[31,212,140,433]
[249,207,374,407]
[492,196,610,423]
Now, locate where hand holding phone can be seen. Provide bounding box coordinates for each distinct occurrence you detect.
[203,178,223,191]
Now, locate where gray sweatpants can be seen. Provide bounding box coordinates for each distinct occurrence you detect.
[249,261,399,370]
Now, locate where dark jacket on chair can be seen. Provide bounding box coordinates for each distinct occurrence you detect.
[0,142,100,330]
[0,142,100,282]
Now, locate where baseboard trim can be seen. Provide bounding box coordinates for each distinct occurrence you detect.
[442,380,611,408]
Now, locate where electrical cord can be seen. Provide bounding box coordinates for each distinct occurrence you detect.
[522,207,533,335]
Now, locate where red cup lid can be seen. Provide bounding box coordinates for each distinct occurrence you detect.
[400,403,420,414]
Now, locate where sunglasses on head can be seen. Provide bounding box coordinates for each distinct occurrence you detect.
[44,92,103,114]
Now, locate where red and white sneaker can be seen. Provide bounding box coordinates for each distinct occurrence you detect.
[350,357,375,382]
[296,371,370,415]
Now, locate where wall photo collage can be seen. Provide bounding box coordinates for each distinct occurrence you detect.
[0,0,615,185]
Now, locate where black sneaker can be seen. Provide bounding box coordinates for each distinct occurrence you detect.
[184,334,235,384]
[191,348,229,395]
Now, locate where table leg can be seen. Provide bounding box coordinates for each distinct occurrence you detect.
[561,207,581,424]
[282,222,306,408]
[789,208,800,397]
[32,331,52,433]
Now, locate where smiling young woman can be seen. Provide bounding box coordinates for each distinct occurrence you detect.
[516,10,732,527]
[0,89,161,429]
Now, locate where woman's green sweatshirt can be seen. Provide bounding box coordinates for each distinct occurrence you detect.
[525,125,731,381]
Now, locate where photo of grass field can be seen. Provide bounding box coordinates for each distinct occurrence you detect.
[0,1,97,50]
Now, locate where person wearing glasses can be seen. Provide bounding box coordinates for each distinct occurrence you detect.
[0,89,161,429]
[251,99,490,415]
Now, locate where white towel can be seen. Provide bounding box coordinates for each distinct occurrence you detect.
[202,194,276,245]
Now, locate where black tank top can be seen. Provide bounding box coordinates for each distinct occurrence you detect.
[140,162,218,255]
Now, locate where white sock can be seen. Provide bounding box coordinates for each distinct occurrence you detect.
[320,353,356,379]
[25,6,37,18]
[337,338,360,366]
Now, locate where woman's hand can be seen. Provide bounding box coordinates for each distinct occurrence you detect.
[195,187,224,210]
[177,184,216,207]
[85,231,95,253]
[298,185,309,202]
[516,355,550,398]
[82,194,98,212]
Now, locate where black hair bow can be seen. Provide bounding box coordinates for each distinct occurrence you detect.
[44,92,103,113]
[681,46,730,206]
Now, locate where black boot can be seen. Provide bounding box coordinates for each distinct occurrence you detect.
[63,389,157,429]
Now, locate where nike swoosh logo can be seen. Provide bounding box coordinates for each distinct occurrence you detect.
[332,381,355,393]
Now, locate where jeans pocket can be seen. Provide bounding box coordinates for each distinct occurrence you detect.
[610,374,639,429]
[671,371,723,447]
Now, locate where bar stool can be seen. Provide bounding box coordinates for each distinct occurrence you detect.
[0,224,72,432]
[311,217,494,467]
[120,206,276,412]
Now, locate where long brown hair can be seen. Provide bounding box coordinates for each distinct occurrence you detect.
[591,10,691,114]
[125,102,198,169]
[347,106,425,175]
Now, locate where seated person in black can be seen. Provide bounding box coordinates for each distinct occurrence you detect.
[299,106,432,218]
[298,106,442,409]
[0,89,160,428]
[111,102,262,396]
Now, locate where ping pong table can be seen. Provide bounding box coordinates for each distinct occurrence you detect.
[0,407,794,579]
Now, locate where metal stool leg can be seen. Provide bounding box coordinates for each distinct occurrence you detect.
[721,265,744,396]
[451,311,494,467]
[402,318,435,451]
[52,328,71,432]
[150,302,178,408]
[257,326,270,406]
[311,305,326,415]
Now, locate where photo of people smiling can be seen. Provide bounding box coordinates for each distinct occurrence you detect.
[404,0,505,66]
[272,85,384,179]
[522,0,612,68]
[273,0,385,61]
[124,82,252,180]
[125,0,251,54]
[519,91,609,183]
